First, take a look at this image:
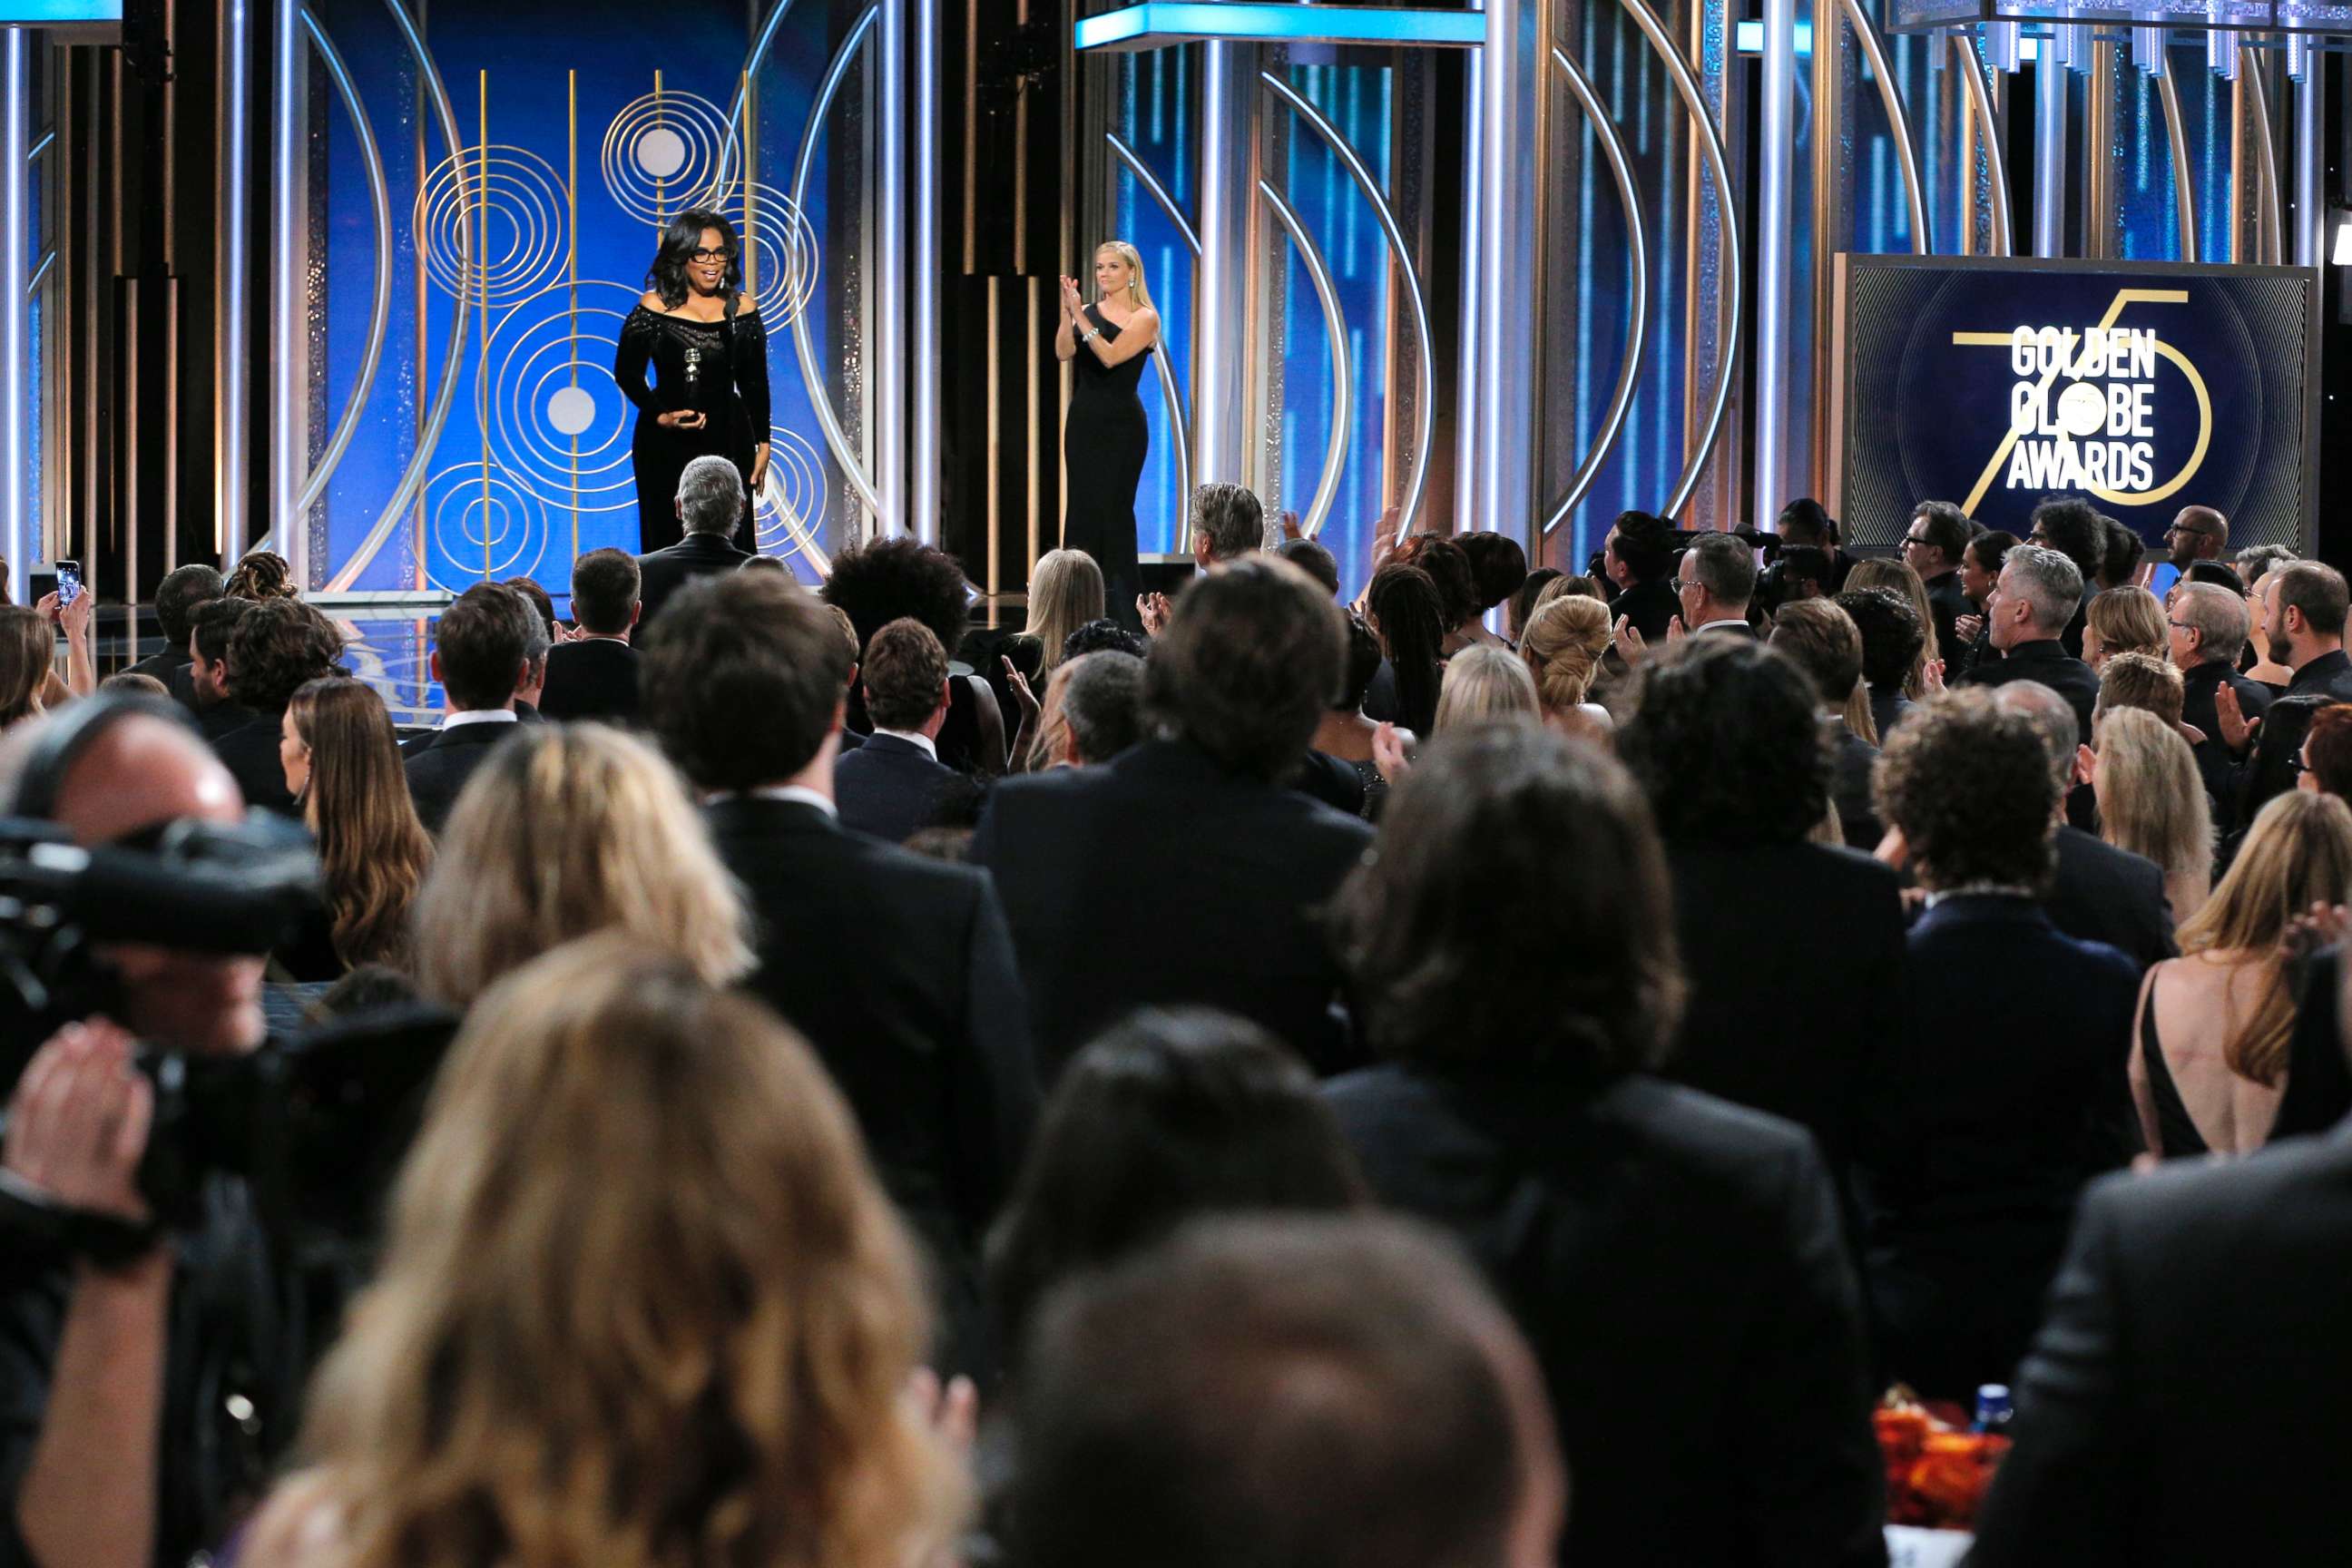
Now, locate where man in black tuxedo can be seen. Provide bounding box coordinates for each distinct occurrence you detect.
[636,455,752,628]
[178,596,257,743]
[209,598,347,817]
[642,570,1034,1375]
[537,547,641,724]
[834,616,959,843]
[2168,581,2272,833]
[1600,510,1681,642]
[1995,680,2177,972]
[2211,560,2352,825]
[1899,500,1973,662]
[974,554,1373,1078]
[402,583,538,834]
[123,563,221,691]
[1958,544,2100,740]
[1970,960,2352,1563]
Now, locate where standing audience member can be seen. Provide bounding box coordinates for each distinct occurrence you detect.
[1836,586,1925,743]
[271,677,434,980]
[1959,544,2101,740]
[1459,532,1530,629]
[2239,563,2298,688]
[402,583,538,834]
[2082,585,2167,671]
[409,723,752,1010]
[1310,614,1388,816]
[1275,535,1342,597]
[2213,561,2352,824]
[503,575,560,642]
[1038,650,1145,769]
[1189,481,1266,567]
[1505,567,1563,642]
[971,547,1103,733]
[1899,500,1973,661]
[1952,527,2018,671]
[2088,707,2211,930]
[1325,723,1886,1568]
[1432,644,1539,731]
[1671,532,1758,641]
[2183,559,2246,600]
[975,555,1372,1077]
[1618,637,1905,1183]
[181,597,258,741]
[2098,517,2146,592]
[1011,1216,1564,1568]
[2130,790,2352,1159]
[214,597,348,817]
[2163,505,2230,572]
[124,563,222,689]
[0,605,52,730]
[2233,540,2294,588]
[1395,534,1489,653]
[643,570,1035,1377]
[1777,497,1856,591]
[536,547,642,723]
[634,454,752,626]
[2023,497,2108,656]
[2092,650,2189,733]
[1862,691,2141,1400]
[824,535,1006,773]
[1363,563,1446,736]
[1769,599,1882,848]
[1844,560,1938,700]
[1601,511,1682,642]
[1517,593,1614,740]
[2169,582,2273,832]
[837,618,962,844]
[223,548,297,602]
[242,939,966,1568]
[2298,701,2352,798]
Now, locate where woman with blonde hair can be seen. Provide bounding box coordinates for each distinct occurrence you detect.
[2131,789,2352,1158]
[1844,558,1938,692]
[244,936,965,1568]
[410,723,752,1008]
[2089,706,2212,927]
[0,603,52,730]
[2082,585,2167,671]
[1018,548,1104,681]
[1519,594,1614,739]
[1432,642,1539,731]
[272,678,434,979]
[1056,241,1160,624]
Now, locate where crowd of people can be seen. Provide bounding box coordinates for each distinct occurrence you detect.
[3,466,2351,1568]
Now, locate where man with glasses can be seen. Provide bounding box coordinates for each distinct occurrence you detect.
[2163,506,2230,571]
[1901,501,1974,662]
[1674,533,1759,638]
[2167,582,2272,834]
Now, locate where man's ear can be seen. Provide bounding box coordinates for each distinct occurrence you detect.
[429,649,444,684]
[628,600,642,629]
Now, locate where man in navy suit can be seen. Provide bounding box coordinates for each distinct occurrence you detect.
[833,616,961,843]
[635,456,753,628]
[538,547,642,724]
[402,583,542,833]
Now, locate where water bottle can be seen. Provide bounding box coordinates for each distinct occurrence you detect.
[1974,1383,2014,1436]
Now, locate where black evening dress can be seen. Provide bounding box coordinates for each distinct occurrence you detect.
[1063,303,1150,623]
[614,300,770,554]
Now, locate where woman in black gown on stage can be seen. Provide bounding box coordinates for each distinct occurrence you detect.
[1058,241,1160,622]
[614,209,770,553]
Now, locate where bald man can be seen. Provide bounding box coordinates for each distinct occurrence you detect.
[2165,506,2229,571]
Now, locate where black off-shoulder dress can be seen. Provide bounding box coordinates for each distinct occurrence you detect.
[613,299,770,553]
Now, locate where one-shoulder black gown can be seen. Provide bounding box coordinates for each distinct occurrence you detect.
[1063,303,1150,622]
[613,301,769,553]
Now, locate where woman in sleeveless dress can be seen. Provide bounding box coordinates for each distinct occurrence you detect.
[1057,241,1159,626]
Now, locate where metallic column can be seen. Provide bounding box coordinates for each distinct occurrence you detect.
[219,0,252,559]
[2293,53,2320,268]
[1193,41,1256,494]
[877,0,907,534]
[1,29,23,605]
[1452,44,1480,535]
[270,0,305,582]
[2034,52,2065,257]
[2084,40,2114,260]
[911,0,938,541]
[1470,0,1541,546]
[1751,0,1795,529]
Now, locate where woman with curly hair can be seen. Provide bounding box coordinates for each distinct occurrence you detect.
[225,548,299,602]
[823,536,1007,773]
[1518,593,1613,739]
[242,936,967,1568]
[271,678,434,980]
[1843,558,1937,696]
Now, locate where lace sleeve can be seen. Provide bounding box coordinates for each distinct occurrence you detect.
[732,306,770,434]
[612,308,661,413]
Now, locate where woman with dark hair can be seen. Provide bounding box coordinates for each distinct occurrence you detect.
[1395,534,1492,652]
[1310,612,1388,818]
[1364,563,1446,736]
[1506,566,1563,642]
[272,677,434,980]
[1953,527,2019,671]
[823,536,1008,773]
[1321,724,1884,1568]
[614,209,769,554]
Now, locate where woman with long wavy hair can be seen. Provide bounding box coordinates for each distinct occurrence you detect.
[2090,707,2212,928]
[272,678,433,979]
[2131,789,2352,1158]
[1365,564,1446,738]
[0,604,54,730]
[1843,558,1938,695]
[1018,548,1105,682]
[243,936,967,1568]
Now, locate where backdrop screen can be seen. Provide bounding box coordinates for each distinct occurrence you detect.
[1833,255,2318,554]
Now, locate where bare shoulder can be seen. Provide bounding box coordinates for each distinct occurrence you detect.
[638,289,666,311]
[737,290,760,313]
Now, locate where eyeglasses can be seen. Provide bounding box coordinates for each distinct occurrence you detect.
[2167,620,2196,632]
[688,247,735,264]
[1901,534,1932,548]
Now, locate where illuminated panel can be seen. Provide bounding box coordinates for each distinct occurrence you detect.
[1075,4,1484,53]
[0,2,119,17]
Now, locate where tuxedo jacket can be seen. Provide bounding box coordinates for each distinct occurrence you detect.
[122,647,192,692]
[2045,825,2176,973]
[536,638,641,724]
[1921,569,1970,664]
[635,533,751,628]
[1957,638,2100,742]
[2179,658,2274,835]
[834,731,958,844]
[1612,576,1682,642]
[400,720,524,834]
[211,711,298,818]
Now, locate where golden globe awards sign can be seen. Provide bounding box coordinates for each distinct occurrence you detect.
[1829,256,2317,554]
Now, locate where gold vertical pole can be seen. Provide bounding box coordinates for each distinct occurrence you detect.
[742,70,758,297]
[568,68,579,565]
[478,70,491,582]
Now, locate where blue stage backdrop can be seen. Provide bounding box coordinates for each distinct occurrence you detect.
[1833,254,2318,553]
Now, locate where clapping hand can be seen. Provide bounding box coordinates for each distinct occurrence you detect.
[1001,655,1039,727]
[1059,275,1084,321]
[2214,682,2259,755]
[1665,615,1687,644]
[1280,508,1304,543]
[1372,721,1416,785]
[1136,591,1172,637]
[1955,612,1983,644]
[1922,658,1946,696]
[1612,614,1648,665]
[2282,900,2352,964]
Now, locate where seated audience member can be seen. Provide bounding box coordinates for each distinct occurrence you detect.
[1363,563,1446,735]
[1309,614,1387,818]
[2169,582,2272,831]
[837,617,962,844]
[1952,527,2018,671]
[2130,790,2352,1160]
[975,556,1373,1078]
[402,583,540,834]
[2093,650,2187,735]
[1432,643,1539,731]
[411,723,752,1010]
[1518,593,1613,740]
[2088,705,2210,929]
[2022,497,2108,656]
[1900,500,1974,660]
[223,547,297,602]
[1777,496,1855,590]
[241,939,964,1568]
[1460,531,1530,625]
[1618,638,1904,1182]
[1959,544,2100,740]
[2239,562,2298,687]
[1395,534,1490,654]
[1862,691,2141,1400]
[1970,965,2352,1566]
[2082,584,2167,671]
[0,701,284,1568]
[503,574,559,642]
[1601,510,1682,642]
[2213,561,2352,824]
[123,562,222,688]
[1061,615,1147,662]
[634,455,752,626]
[1276,535,1341,598]
[2234,540,2295,588]
[1053,649,1144,767]
[1996,681,2178,971]
[271,676,434,981]
[536,547,642,723]
[0,604,52,730]
[1324,723,1884,1566]
[180,596,258,741]
[1505,566,1563,642]
[215,597,348,816]
[1013,1215,1563,1568]
[1844,559,1937,699]
[1770,598,1882,848]
[642,570,1035,1375]
[986,1009,1367,1375]
[824,536,1006,772]
[2098,515,2146,591]
[1836,585,1924,743]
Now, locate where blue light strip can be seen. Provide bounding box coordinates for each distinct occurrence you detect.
[1075,4,1485,53]
[0,2,119,18]
[1,28,22,606]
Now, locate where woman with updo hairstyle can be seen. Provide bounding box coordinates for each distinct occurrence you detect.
[1518,594,1613,739]
[1364,563,1446,738]
[244,936,966,1568]
[271,677,433,979]
[2081,584,2167,671]
[1954,528,2017,669]
[409,723,752,1009]
[225,548,299,602]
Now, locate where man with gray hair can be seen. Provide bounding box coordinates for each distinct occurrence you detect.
[1056,650,1146,765]
[1994,681,2177,972]
[1673,531,1758,637]
[636,453,752,627]
[1960,543,2100,740]
[1191,481,1266,567]
[2167,581,2272,832]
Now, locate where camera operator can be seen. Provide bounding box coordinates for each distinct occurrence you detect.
[0,701,279,1568]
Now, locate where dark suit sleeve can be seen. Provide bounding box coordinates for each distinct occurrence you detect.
[2138,858,2180,966]
[1730,1139,1889,1568]
[946,874,1038,1238]
[1967,1186,2133,1564]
